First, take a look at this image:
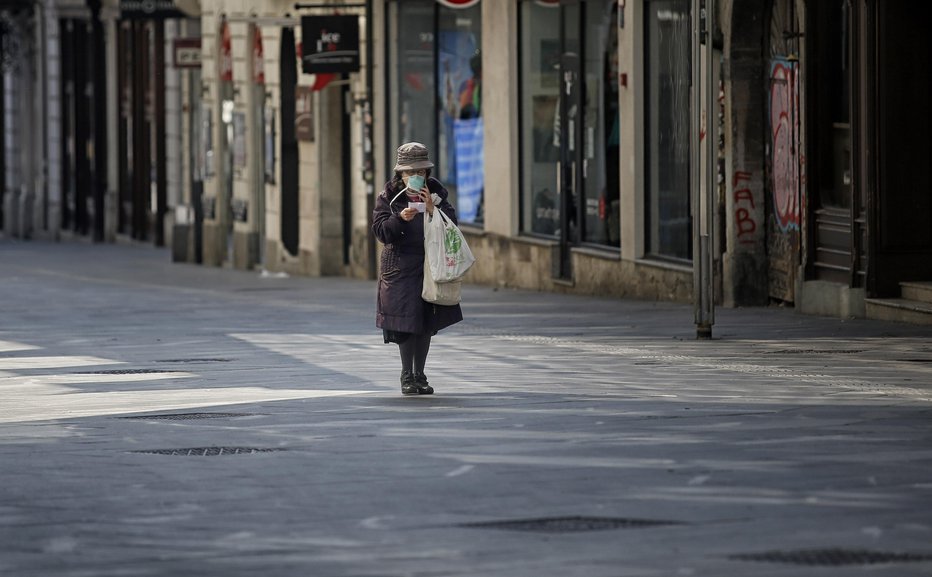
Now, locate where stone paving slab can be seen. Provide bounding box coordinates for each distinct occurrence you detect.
[1,239,932,576]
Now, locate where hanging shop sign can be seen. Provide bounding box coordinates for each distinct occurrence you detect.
[300,15,360,74]
[173,38,201,69]
[120,0,188,19]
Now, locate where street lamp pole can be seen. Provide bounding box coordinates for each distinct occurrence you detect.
[692,0,715,339]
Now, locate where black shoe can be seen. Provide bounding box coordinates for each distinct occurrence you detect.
[401,370,419,395]
[414,372,434,395]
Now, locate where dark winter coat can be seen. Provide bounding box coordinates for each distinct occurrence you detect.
[373,176,464,337]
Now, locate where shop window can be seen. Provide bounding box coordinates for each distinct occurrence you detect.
[645,0,691,261]
[518,0,619,248]
[519,2,562,237]
[389,0,483,226]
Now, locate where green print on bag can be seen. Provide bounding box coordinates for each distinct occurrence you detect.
[444,226,462,261]
[426,207,475,283]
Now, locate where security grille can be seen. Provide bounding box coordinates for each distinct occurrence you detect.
[729,548,932,566]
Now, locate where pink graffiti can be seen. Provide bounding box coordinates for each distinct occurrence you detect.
[770,61,800,231]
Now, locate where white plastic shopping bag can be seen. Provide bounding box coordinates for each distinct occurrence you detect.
[422,255,462,305]
[424,208,475,283]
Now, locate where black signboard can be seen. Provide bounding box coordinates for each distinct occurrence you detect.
[301,15,360,74]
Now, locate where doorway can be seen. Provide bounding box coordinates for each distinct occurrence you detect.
[806,0,863,286]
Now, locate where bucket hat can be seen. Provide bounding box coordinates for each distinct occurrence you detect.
[393,142,434,172]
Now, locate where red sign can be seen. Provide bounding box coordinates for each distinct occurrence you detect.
[436,0,480,7]
[173,38,201,69]
[253,26,265,85]
[220,19,233,82]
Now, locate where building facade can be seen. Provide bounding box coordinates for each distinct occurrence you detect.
[3,0,930,323]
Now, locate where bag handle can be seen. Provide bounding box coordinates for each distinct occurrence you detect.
[388,189,406,215]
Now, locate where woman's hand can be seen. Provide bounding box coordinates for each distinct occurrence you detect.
[420,187,435,215]
[400,207,419,221]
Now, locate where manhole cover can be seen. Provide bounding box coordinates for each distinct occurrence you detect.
[458,516,680,533]
[119,413,252,420]
[729,548,932,566]
[74,369,180,375]
[133,447,282,456]
[154,358,233,363]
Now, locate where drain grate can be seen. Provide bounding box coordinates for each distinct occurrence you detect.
[458,516,681,533]
[729,548,932,566]
[154,358,233,364]
[74,369,180,375]
[133,447,282,456]
[119,412,252,421]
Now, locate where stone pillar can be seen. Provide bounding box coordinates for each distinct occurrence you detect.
[481,0,518,236]
[722,0,769,306]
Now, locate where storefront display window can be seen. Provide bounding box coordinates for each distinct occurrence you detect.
[518,0,619,248]
[581,2,620,246]
[645,0,691,260]
[519,2,561,237]
[389,0,483,225]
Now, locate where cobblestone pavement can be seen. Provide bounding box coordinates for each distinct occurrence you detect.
[2,239,931,576]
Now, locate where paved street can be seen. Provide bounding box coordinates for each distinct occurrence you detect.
[2,238,931,576]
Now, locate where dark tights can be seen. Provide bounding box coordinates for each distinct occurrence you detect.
[399,333,432,375]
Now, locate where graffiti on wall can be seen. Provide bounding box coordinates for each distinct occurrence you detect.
[769,59,800,232]
[734,170,757,244]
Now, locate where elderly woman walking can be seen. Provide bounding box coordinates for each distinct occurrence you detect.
[372,142,463,395]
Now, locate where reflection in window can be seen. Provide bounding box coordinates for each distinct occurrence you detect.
[390,1,484,226]
[645,0,691,260]
[519,2,562,237]
[390,1,435,150]
[582,0,620,247]
[519,0,619,248]
[437,4,483,224]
